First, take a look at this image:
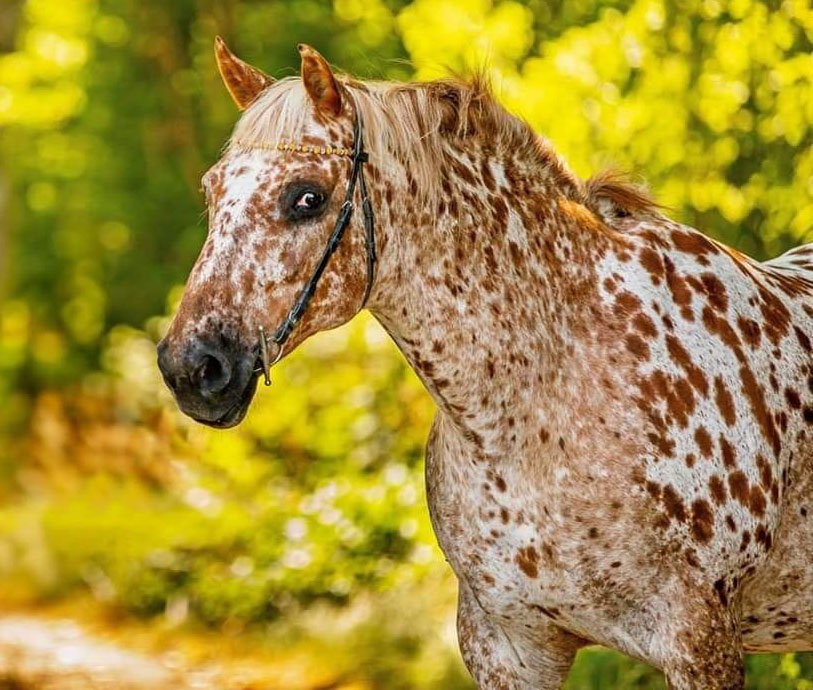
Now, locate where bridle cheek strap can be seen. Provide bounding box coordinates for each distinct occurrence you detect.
[256,107,376,386]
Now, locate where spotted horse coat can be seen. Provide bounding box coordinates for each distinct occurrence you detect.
[158,40,813,689]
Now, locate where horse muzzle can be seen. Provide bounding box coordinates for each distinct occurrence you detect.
[156,335,260,428]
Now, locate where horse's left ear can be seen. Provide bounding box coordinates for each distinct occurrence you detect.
[298,43,342,116]
[215,36,274,110]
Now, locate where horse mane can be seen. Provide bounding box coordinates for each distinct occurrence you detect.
[583,169,659,217]
[231,74,659,217]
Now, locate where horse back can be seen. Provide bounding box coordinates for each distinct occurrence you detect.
[598,217,813,574]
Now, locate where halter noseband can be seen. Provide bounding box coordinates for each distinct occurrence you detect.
[255,106,376,386]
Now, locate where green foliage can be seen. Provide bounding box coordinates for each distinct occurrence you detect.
[0,0,812,687]
[1,314,437,609]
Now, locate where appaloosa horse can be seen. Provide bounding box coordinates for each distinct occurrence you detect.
[157,40,813,689]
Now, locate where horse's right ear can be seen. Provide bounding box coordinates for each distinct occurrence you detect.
[214,36,274,110]
[298,43,342,116]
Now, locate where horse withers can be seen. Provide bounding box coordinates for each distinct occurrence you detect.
[157,40,813,689]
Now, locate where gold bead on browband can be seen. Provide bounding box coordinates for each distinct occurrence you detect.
[231,138,352,157]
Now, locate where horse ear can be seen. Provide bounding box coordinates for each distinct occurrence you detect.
[298,43,342,116]
[215,36,274,110]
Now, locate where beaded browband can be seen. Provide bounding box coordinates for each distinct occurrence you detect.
[231,139,354,157]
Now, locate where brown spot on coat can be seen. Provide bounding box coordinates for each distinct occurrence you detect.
[516,546,539,578]
[662,484,687,523]
[755,524,772,550]
[709,475,727,505]
[729,470,750,505]
[699,273,729,312]
[691,499,714,543]
[694,426,713,458]
[614,291,642,318]
[795,326,811,351]
[671,229,720,259]
[737,317,761,348]
[749,486,767,517]
[639,247,665,283]
[785,388,801,409]
[714,376,736,426]
[625,333,650,360]
[757,286,791,346]
[666,335,709,396]
[756,455,773,491]
[632,312,658,338]
[719,435,737,468]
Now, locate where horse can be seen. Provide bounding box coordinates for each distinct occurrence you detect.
[157,39,813,689]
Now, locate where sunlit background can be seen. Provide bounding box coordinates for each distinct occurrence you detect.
[0,0,811,687]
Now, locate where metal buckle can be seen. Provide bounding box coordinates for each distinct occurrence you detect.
[257,325,284,386]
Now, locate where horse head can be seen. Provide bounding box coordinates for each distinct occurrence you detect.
[157,40,375,427]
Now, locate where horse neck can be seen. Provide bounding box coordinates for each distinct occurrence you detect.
[368,140,609,454]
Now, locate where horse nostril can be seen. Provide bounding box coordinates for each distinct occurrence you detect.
[193,351,232,397]
[156,340,178,391]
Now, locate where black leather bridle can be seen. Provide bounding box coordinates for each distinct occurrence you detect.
[255,106,376,386]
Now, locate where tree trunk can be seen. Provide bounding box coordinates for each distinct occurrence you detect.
[0,0,23,293]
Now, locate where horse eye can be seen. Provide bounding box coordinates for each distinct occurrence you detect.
[294,191,325,211]
[283,184,329,222]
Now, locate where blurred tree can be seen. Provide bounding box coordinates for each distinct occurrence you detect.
[0,0,23,291]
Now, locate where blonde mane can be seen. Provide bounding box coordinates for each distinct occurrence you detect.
[230,75,657,215]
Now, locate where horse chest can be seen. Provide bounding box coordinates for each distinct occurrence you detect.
[428,477,562,613]
[426,450,642,650]
[426,421,588,624]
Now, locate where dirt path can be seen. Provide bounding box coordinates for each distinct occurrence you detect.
[0,615,224,689]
